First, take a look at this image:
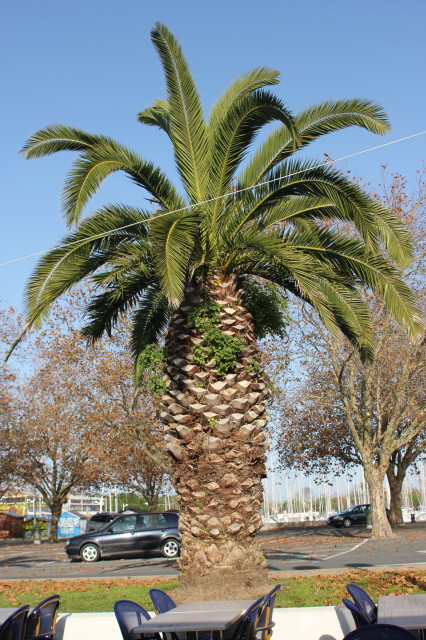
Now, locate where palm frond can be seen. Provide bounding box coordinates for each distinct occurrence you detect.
[81,267,158,341]
[234,159,413,266]
[151,23,207,202]
[131,286,170,357]
[62,141,183,226]
[208,67,280,128]
[241,257,375,359]
[206,90,297,235]
[240,224,423,340]
[297,275,375,361]
[149,208,200,306]
[90,241,151,286]
[137,99,171,135]
[240,98,390,187]
[293,97,390,146]
[259,195,412,268]
[225,227,324,271]
[258,195,338,230]
[365,200,414,267]
[23,205,151,329]
[21,124,115,158]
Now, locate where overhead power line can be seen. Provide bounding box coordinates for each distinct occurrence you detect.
[1,129,425,270]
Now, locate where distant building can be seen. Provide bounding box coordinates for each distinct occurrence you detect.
[0,492,104,518]
[0,512,24,538]
[66,495,103,513]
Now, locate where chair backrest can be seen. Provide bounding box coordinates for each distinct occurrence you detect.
[342,598,370,629]
[231,597,265,640]
[256,585,282,640]
[343,623,418,639]
[0,605,30,640]
[149,589,176,614]
[25,595,60,640]
[148,590,185,640]
[114,600,151,640]
[346,585,377,623]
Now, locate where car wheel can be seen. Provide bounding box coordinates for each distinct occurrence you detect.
[342,517,352,528]
[161,539,180,558]
[80,543,100,562]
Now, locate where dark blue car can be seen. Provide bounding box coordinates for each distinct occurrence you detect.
[65,511,180,562]
[327,503,389,528]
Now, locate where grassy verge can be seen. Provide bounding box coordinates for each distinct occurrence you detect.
[0,578,178,613]
[0,570,425,612]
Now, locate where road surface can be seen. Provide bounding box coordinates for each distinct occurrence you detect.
[0,523,425,580]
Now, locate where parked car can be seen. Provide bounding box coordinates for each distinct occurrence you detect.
[65,511,180,562]
[327,503,389,528]
[85,512,117,532]
[85,509,143,532]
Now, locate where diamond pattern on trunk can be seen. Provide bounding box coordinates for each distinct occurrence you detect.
[158,272,269,576]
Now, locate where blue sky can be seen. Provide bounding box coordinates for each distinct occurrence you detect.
[1,0,425,310]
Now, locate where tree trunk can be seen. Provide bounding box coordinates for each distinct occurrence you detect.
[386,468,405,526]
[159,273,270,596]
[48,501,63,543]
[364,465,395,538]
[146,495,159,511]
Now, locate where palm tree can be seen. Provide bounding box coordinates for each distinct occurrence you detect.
[19,24,422,589]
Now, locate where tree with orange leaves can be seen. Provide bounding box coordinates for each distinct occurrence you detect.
[0,307,26,499]
[3,292,168,541]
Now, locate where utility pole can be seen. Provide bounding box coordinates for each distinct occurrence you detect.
[33,492,40,545]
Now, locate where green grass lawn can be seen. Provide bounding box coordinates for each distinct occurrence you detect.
[1,570,426,612]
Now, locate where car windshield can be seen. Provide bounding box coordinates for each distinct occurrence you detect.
[333,506,355,515]
[96,519,115,531]
[339,504,368,514]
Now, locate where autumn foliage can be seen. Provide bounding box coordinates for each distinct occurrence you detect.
[0,291,168,541]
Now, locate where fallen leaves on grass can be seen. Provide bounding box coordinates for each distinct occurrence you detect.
[0,577,175,599]
[1,570,425,611]
[283,570,426,606]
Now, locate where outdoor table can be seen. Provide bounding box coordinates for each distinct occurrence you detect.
[0,608,19,624]
[378,594,426,633]
[132,600,254,639]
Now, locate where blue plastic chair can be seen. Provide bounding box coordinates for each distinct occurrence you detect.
[228,597,267,640]
[114,600,159,640]
[148,590,176,614]
[148,590,185,640]
[25,595,60,640]
[346,584,377,624]
[256,585,282,640]
[343,623,418,639]
[0,605,30,640]
[342,598,370,629]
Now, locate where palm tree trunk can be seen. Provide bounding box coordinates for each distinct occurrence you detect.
[159,272,270,592]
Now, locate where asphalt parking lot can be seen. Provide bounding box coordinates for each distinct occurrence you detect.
[0,523,425,580]
[259,523,426,574]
